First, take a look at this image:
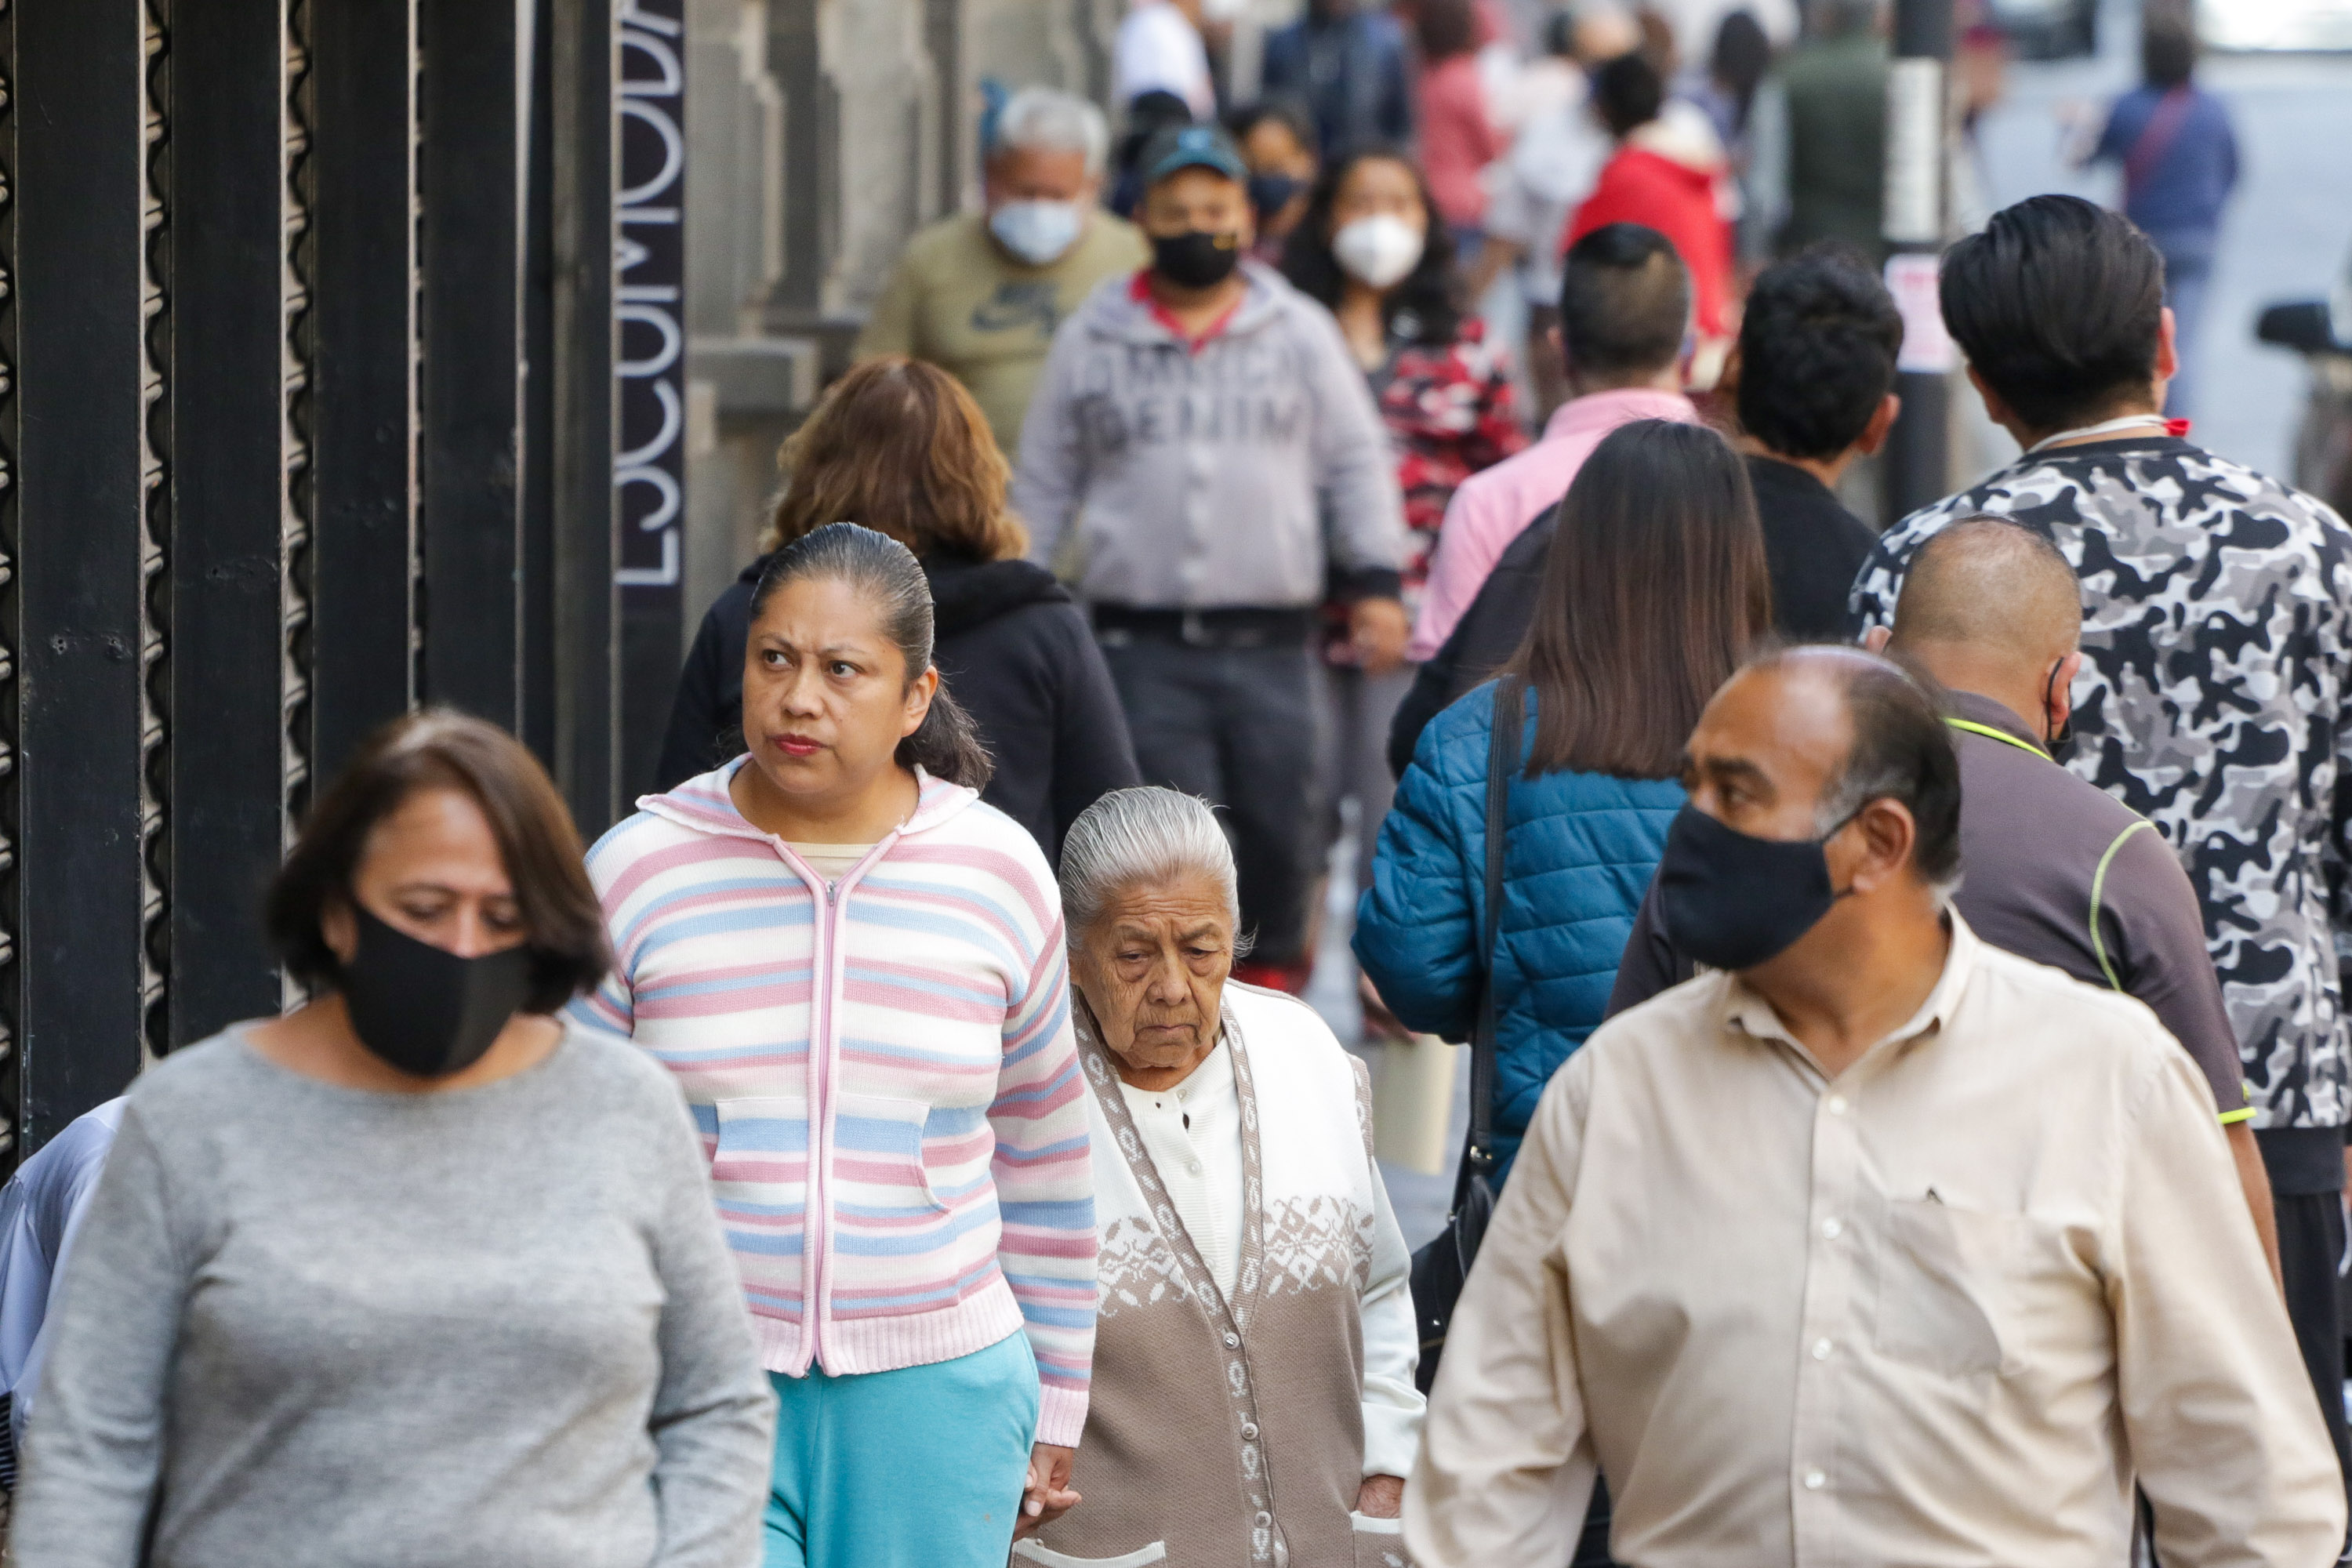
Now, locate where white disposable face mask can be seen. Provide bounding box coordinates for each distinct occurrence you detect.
[1331,213,1425,291]
[989,199,1084,267]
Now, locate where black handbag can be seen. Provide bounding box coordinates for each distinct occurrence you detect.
[1407,674,1521,1395]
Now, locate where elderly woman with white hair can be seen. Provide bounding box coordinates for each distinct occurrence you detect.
[1019,786,1425,1568]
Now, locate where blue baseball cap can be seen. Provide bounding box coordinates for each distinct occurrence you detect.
[1138,123,1248,187]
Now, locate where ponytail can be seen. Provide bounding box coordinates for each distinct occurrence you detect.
[900,682,994,789]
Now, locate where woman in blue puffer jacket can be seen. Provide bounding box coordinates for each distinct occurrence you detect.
[1355,420,1772,1178]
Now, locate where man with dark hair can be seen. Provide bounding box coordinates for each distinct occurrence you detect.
[1407,222,1695,663]
[1730,245,1900,639]
[1409,644,2343,1566]
[1853,191,2352,1509]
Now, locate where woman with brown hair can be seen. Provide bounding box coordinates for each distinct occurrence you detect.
[10,710,775,1566]
[656,355,1138,857]
[1352,419,1771,1181]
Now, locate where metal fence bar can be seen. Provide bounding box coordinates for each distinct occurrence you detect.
[307,0,417,780]
[166,0,297,1047]
[520,0,558,766]
[552,0,619,837]
[416,0,524,728]
[14,0,151,1149]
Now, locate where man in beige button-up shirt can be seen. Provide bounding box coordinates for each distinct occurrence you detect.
[1408,647,2344,1567]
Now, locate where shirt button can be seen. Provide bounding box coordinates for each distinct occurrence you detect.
[1803,1468,1826,1490]
[1821,1218,1843,1240]
[1242,1421,1259,1440]
[1225,1330,1241,1348]
[1825,1094,1849,1116]
[1189,1160,1203,1175]
[1812,1338,1833,1360]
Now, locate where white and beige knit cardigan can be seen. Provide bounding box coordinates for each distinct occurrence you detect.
[1014,982,1422,1568]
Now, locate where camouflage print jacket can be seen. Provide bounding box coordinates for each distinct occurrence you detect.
[1849,434,2352,1134]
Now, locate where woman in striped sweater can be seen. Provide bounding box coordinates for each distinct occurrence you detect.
[579,524,1097,1568]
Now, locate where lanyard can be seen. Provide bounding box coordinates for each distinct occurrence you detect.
[2024,414,2187,454]
[1943,716,2049,760]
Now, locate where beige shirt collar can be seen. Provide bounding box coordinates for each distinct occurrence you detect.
[1715,908,1973,1083]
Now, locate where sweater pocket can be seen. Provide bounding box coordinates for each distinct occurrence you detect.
[1350,1512,1410,1568]
[833,1093,949,1216]
[1011,1542,1168,1567]
[710,1097,812,1263]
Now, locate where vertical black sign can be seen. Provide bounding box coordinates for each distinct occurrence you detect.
[615,0,685,792]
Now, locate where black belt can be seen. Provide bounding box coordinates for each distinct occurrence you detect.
[1091,604,1315,648]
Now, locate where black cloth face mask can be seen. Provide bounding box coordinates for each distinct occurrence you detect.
[1246,172,1301,221]
[1151,228,1243,289]
[338,903,535,1078]
[1658,803,1860,972]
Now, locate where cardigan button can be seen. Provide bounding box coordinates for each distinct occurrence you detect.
[1241,1421,1259,1440]
[1224,1330,1240,1348]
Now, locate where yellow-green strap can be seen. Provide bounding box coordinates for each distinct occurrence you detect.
[2216,1106,2256,1124]
[2088,818,2156,991]
[1944,716,2051,760]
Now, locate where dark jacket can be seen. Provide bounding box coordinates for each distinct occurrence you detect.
[655,552,1143,856]
[1385,457,1880,775]
[1355,680,1682,1176]
[1260,12,1414,162]
[1745,454,1879,642]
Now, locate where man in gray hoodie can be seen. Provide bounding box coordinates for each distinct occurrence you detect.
[1014,123,1408,988]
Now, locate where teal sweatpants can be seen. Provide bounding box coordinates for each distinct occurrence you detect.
[763,1330,1040,1568]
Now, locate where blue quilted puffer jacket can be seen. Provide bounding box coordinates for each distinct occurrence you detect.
[1354,681,1682,1178]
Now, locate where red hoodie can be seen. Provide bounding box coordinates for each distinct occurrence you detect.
[1563,145,1733,339]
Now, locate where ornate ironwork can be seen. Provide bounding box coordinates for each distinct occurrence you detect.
[139,0,171,1065]
[284,0,314,934]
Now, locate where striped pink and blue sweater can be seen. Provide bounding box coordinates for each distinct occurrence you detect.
[579,763,1096,1445]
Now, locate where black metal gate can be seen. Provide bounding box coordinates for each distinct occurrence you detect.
[0,0,642,1159]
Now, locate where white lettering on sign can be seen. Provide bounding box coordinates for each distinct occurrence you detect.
[616,0,686,589]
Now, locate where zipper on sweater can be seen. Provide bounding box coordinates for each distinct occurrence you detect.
[804,874,836,1375]
[800,829,904,1377]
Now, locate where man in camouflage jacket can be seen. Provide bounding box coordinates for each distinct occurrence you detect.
[1850,195,2352,1510]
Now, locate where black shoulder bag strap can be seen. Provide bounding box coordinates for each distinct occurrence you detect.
[1457,672,1521,1207]
[1409,675,1524,1392]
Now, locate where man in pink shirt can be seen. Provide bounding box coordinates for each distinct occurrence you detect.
[1409,223,1697,661]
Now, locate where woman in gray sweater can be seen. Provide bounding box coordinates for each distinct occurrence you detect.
[9,712,776,1568]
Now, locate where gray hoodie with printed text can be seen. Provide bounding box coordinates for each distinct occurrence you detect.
[1011,260,1409,610]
